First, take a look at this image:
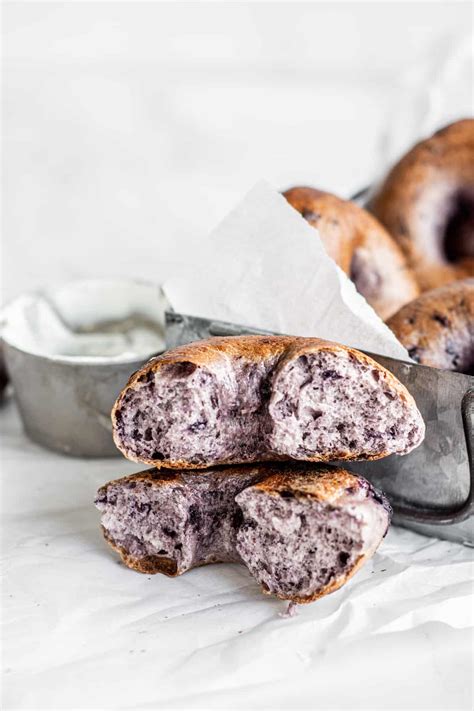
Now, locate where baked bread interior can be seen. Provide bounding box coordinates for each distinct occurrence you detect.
[95,463,392,604]
[113,336,425,468]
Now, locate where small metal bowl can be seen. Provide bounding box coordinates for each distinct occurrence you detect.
[0,279,166,457]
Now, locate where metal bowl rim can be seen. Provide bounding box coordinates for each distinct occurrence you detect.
[0,277,165,366]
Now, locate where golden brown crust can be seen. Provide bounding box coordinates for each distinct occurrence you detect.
[98,461,277,496]
[251,465,360,503]
[284,186,420,319]
[387,278,474,372]
[112,335,420,468]
[369,119,474,291]
[98,462,359,503]
[96,468,181,496]
[103,527,180,576]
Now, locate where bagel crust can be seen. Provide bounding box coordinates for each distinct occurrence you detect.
[95,463,392,604]
[387,278,474,374]
[369,119,474,291]
[112,335,425,468]
[284,186,420,320]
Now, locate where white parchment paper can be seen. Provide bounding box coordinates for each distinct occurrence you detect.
[2,186,473,710]
[164,181,409,360]
[2,401,473,710]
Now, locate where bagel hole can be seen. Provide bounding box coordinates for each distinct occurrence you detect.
[443,191,474,262]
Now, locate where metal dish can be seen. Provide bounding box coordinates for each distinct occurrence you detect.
[1,279,166,457]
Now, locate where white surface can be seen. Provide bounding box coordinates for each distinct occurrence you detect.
[2,3,474,710]
[2,403,473,711]
[164,181,409,359]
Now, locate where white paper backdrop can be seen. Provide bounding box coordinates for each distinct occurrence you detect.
[3,1,473,304]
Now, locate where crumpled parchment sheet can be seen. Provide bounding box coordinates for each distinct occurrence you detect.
[2,401,473,710]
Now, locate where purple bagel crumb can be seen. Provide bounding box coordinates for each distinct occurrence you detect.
[96,466,392,601]
[235,479,390,600]
[95,468,265,573]
[235,492,363,598]
[114,349,424,465]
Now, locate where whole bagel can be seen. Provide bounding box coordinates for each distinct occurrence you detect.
[369,119,474,292]
[387,278,474,374]
[284,186,419,320]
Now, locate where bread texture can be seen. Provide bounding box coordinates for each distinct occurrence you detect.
[387,278,474,374]
[284,186,420,320]
[112,335,425,469]
[95,463,392,604]
[369,119,474,291]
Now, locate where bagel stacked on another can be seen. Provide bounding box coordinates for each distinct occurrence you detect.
[95,121,474,606]
[96,336,424,607]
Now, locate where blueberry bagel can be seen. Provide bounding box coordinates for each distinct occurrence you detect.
[369,119,474,292]
[284,186,419,320]
[95,463,392,604]
[387,278,474,374]
[112,336,425,469]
